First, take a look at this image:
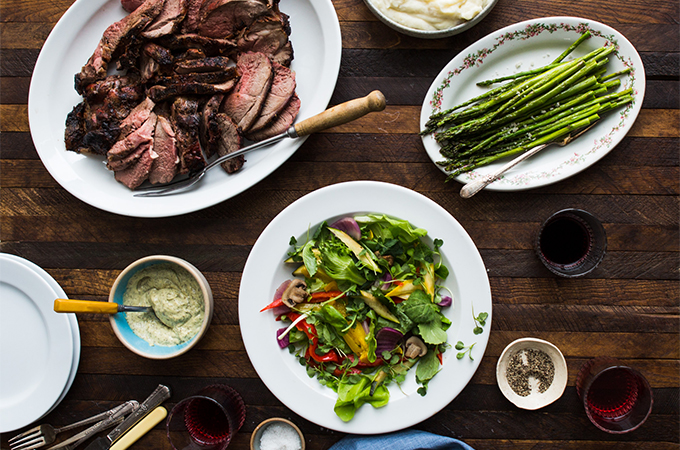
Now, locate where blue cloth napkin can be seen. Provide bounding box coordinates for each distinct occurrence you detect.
[328,430,475,450]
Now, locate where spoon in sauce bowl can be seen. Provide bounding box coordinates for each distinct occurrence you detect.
[54,298,152,315]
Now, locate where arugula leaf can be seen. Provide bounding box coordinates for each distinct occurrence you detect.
[415,350,440,384]
[417,320,448,345]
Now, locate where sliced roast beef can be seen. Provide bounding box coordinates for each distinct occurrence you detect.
[119,97,156,138]
[114,143,158,189]
[107,113,157,160]
[148,79,236,102]
[66,75,144,154]
[107,138,149,171]
[248,61,294,132]
[246,93,299,141]
[214,113,243,173]
[75,0,165,93]
[174,56,231,74]
[171,97,206,174]
[236,13,291,65]
[149,115,179,184]
[181,0,205,33]
[140,53,159,82]
[121,0,146,13]
[221,51,272,131]
[141,0,188,39]
[155,68,237,86]
[143,42,175,65]
[158,33,237,55]
[200,93,225,158]
[197,0,271,38]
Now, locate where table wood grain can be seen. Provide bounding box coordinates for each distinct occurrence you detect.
[1,0,678,448]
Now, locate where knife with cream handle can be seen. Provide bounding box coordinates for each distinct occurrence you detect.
[109,407,167,450]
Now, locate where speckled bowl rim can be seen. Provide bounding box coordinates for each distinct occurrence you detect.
[108,255,213,360]
[362,0,498,38]
[496,338,568,410]
[250,417,306,450]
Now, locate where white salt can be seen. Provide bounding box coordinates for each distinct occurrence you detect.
[259,422,302,450]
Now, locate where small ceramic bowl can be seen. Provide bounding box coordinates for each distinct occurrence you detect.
[362,0,498,39]
[109,255,213,359]
[250,418,305,450]
[496,338,568,410]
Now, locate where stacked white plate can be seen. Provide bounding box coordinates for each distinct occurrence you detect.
[0,253,80,433]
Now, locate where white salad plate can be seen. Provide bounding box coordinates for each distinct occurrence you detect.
[28,0,342,218]
[239,181,493,433]
[0,254,78,433]
[421,17,645,191]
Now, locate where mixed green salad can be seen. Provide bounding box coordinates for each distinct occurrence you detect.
[260,214,453,421]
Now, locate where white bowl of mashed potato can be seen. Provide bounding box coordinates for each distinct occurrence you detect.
[364,0,497,38]
[109,255,213,359]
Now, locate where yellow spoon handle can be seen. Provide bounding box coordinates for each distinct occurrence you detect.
[54,299,119,314]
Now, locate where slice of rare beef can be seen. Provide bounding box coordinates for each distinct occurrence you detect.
[75,0,165,93]
[141,0,188,39]
[245,93,299,141]
[114,143,158,189]
[181,0,205,33]
[107,113,157,161]
[118,97,156,138]
[248,61,295,132]
[149,115,179,184]
[121,0,146,13]
[197,0,271,39]
[171,97,206,174]
[221,51,272,132]
[236,13,291,65]
[215,113,244,173]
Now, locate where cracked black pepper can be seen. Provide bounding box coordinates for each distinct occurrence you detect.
[506,348,555,396]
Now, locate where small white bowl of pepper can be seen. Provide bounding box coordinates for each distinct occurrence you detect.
[496,338,568,410]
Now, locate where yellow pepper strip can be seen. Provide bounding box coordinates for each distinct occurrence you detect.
[360,290,399,323]
[385,279,420,298]
[422,263,435,299]
[343,323,369,362]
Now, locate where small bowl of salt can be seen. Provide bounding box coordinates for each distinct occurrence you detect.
[496,337,568,410]
[250,417,305,450]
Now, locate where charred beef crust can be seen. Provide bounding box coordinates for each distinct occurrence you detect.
[143,42,175,65]
[215,113,244,173]
[174,55,232,73]
[171,97,205,174]
[148,79,236,102]
[200,93,225,158]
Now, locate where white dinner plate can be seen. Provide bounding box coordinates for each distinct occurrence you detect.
[28,0,342,218]
[420,17,645,191]
[0,253,81,420]
[239,181,493,433]
[0,256,75,432]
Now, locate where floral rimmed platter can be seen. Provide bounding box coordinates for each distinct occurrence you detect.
[420,17,645,191]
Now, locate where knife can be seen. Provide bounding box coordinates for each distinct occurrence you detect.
[84,385,171,450]
[109,406,167,450]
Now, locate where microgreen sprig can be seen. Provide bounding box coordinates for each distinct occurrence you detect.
[455,341,476,361]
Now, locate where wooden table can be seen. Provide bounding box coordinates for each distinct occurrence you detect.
[1,0,678,448]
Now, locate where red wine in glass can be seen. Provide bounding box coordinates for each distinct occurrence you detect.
[539,216,591,266]
[185,398,231,445]
[586,368,639,420]
[576,357,653,434]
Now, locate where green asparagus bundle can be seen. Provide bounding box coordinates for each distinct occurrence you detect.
[422,32,634,179]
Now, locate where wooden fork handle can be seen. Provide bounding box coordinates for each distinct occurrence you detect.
[54,299,119,314]
[294,90,386,137]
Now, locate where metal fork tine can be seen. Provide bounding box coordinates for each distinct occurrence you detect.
[8,426,40,444]
[10,436,45,450]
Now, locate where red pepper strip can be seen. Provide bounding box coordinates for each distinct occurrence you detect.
[308,291,344,302]
[260,297,284,312]
[347,354,384,368]
[437,352,443,365]
[287,312,340,364]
